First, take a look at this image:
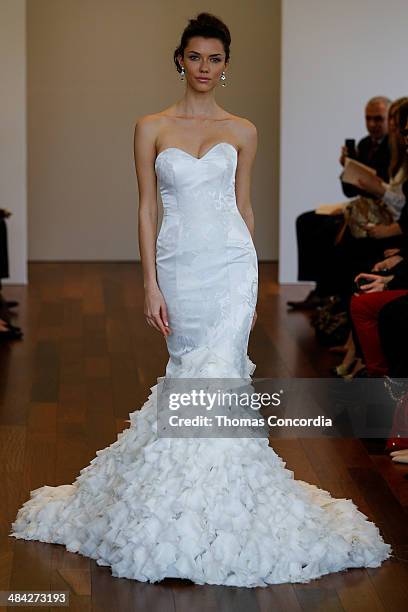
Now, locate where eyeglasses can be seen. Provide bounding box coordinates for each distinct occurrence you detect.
[365,115,386,122]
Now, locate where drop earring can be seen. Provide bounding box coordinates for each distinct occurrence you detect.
[180,66,185,81]
[220,71,227,87]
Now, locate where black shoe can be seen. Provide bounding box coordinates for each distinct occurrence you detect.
[6,323,21,332]
[0,327,23,340]
[0,295,19,308]
[287,290,328,310]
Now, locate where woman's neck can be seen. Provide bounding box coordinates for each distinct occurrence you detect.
[175,87,221,119]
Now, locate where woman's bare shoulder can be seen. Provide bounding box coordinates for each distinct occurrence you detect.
[135,105,178,126]
[231,114,257,135]
[224,112,257,141]
[134,112,167,133]
[134,113,170,153]
[225,114,257,152]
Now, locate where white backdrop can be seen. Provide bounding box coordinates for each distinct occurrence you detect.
[0,0,27,285]
[279,0,408,283]
[4,0,408,284]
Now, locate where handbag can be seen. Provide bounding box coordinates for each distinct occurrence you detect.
[335,196,394,244]
[310,296,350,347]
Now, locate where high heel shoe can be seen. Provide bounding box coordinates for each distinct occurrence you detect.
[330,360,357,377]
[344,365,368,380]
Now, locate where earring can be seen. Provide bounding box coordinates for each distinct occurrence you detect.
[180,67,185,81]
[220,71,227,87]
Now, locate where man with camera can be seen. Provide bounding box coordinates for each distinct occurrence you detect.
[287,96,391,310]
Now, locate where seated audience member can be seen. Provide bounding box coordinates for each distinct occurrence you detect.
[331,262,407,380]
[338,99,408,282]
[320,99,408,313]
[0,208,22,341]
[350,255,408,376]
[332,104,408,377]
[377,99,408,379]
[357,97,408,219]
[288,96,391,310]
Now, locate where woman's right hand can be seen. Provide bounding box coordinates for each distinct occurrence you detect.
[384,248,400,258]
[144,283,171,336]
[372,255,403,272]
[339,146,348,167]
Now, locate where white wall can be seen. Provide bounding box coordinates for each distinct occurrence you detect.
[280,0,408,283]
[0,0,27,284]
[27,0,280,262]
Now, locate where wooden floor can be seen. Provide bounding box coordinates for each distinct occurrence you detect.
[1,262,407,612]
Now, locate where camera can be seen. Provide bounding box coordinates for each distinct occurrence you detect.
[345,139,356,159]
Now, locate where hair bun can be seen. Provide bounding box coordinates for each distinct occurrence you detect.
[194,13,231,43]
[196,12,221,24]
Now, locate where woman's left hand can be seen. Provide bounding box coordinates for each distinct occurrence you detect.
[354,272,394,293]
[357,175,385,197]
[365,223,393,239]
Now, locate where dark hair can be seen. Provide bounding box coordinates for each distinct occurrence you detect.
[399,100,408,132]
[389,97,408,178]
[173,12,231,73]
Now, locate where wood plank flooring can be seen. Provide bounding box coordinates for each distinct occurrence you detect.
[0,262,407,612]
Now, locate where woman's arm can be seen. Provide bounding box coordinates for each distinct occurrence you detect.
[357,174,406,219]
[133,116,170,336]
[235,119,258,330]
[366,222,403,239]
[387,259,408,289]
[134,116,159,288]
[235,120,258,240]
[382,187,406,219]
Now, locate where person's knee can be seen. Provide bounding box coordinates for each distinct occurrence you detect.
[350,293,373,320]
[296,210,315,231]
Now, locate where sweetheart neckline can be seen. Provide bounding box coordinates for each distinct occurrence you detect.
[155,142,238,165]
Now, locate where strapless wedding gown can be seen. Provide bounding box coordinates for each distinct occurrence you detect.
[10,142,391,587]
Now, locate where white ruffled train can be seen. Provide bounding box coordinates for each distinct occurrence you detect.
[10,351,391,588]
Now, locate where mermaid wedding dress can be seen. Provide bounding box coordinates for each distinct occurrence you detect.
[10,142,391,587]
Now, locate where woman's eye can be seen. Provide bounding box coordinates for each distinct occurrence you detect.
[187,56,221,62]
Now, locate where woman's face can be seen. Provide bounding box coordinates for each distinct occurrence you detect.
[178,36,227,92]
[402,118,408,153]
[388,112,397,135]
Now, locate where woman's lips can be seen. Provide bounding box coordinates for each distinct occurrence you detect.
[196,77,210,82]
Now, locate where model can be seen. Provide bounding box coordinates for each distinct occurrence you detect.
[10,13,391,588]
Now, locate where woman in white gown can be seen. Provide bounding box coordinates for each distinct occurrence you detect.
[11,12,391,588]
